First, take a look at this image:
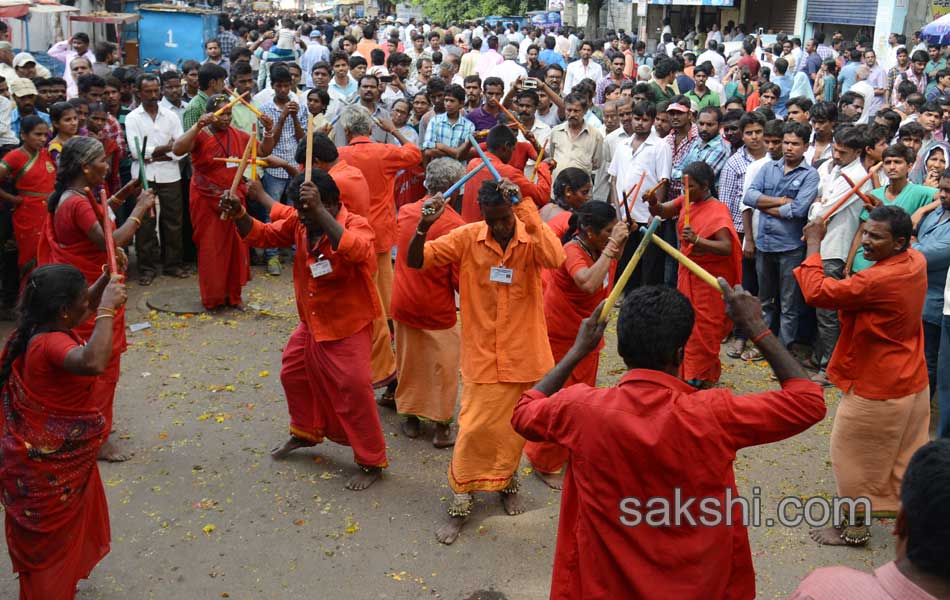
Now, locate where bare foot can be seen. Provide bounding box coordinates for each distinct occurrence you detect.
[436,515,466,545]
[270,435,313,459]
[98,437,132,462]
[533,469,564,490]
[345,466,382,491]
[809,526,850,546]
[401,416,421,439]
[500,491,526,515]
[432,423,456,448]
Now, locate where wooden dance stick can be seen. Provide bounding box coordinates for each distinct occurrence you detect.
[250,124,258,181]
[221,135,254,220]
[85,187,118,274]
[621,171,648,225]
[820,163,883,223]
[644,226,724,294]
[530,139,548,182]
[840,172,877,208]
[599,217,661,322]
[498,102,528,136]
[213,91,250,117]
[443,163,486,198]
[467,135,502,181]
[224,86,264,117]
[304,115,315,183]
[214,157,268,167]
[683,175,691,227]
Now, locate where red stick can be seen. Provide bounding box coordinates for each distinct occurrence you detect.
[821,163,883,223]
[840,172,877,208]
[621,171,648,224]
[90,188,118,274]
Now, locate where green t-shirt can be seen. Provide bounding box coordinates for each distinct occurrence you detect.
[686,89,721,110]
[852,182,936,272]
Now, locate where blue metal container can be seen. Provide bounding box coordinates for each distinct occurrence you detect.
[138,4,219,68]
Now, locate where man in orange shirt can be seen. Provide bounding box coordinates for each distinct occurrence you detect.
[296,132,370,218]
[392,158,466,447]
[795,205,930,547]
[355,25,381,63]
[460,125,552,223]
[221,171,388,491]
[336,105,422,402]
[407,178,566,545]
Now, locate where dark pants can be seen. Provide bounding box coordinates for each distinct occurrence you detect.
[180,159,197,263]
[615,222,666,295]
[134,180,184,275]
[0,144,19,307]
[925,320,942,401]
[813,258,845,370]
[936,317,950,437]
[756,246,806,348]
[734,234,759,341]
[660,218,679,287]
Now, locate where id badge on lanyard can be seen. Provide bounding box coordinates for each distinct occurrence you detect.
[309,252,332,278]
[490,264,513,284]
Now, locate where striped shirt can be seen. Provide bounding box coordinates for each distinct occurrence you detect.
[259,102,308,179]
[423,112,475,150]
[719,146,758,233]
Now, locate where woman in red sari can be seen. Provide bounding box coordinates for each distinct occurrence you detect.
[648,161,742,387]
[0,116,56,274]
[36,136,155,462]
[539,167,592,239]
[172,95,281,311]
[0,263,128,599]
[525,201,629,488]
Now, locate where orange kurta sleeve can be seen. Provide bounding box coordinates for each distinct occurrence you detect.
[245,210,298,249]
[514,199,567,269]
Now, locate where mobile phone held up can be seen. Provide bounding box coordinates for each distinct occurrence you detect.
[523,78,538,89]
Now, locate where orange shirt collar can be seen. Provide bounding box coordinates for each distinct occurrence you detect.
[619,368,696,393]
[349,136,373,145]
[475,211,530,256]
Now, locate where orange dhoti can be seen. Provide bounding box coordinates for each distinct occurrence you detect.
[280,322,388,468]
[371,251,396,387]
[449,381,533,493]
[524,339,599,475]
[394,322,460,423]
[831,387,930,517]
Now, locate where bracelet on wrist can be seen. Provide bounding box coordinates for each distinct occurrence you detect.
[97,307,116,316]
[416,227,430,237]
[95,314,115,322]
[129,216,142,227]
[749,328,772,345]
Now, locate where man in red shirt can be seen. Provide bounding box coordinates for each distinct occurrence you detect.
[512,283,825,600]
[222,171,388,492]
[795,206,930,547]
[737,39,760,80]
[460,125,551,223]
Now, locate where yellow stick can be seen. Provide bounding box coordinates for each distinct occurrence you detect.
[221,135,253,220]
[599,217,661,322]
[213,157,268,166]
[304,115,314,183]
[213,91,249,116]
[250,124,258,181]
[647,229,723,293]
[530,140,548,182]
[683,174,691,227]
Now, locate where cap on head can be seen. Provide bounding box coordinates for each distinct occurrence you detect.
[666,102,690,113]
[12,52,36,69]
[10,78,38,97]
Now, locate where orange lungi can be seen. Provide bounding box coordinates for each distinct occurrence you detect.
[831,386,930,516]
[371,251,396,387]
[394,322,460,423]
[280,322,388,468]
[449,381,533,493]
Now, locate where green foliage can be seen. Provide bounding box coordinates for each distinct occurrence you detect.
[412,0,545,24]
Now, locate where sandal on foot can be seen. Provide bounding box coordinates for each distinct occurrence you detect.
[741,347,764,362]
[726,339,746,359]
[138,273,155,286]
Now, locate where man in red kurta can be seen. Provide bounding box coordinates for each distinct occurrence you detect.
[794,205,929,546]
[336,105,422,397]
[460,126,552,224]
[297,131,371,219]
[513,284,825,600]
[225,170,388,491]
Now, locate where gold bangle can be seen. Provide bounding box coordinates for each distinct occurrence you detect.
[129,216,142,227]
[95,314,114,322]
[97,307,116,315]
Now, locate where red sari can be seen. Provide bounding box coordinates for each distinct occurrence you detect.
[525,240,616,475]
[674,196,741,383]
[0,147,55,269]
[189,126,251,309]
[1,331,111,599]
[37,191,126,430]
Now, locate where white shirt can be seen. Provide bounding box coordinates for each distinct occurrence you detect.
[125,104,184,184]
[490,60,528,96]
[159,97,186,124]
[564,59,605,93]
[517,119,552,178]
[0,96,18,146]
[741,155,772,238]
[808,158,871,261]
[706,78,726,106]
[696,50,726,82]
[607,132,673,223]
[708,31,723,43]
[519,36,536,64]
[594,127,632,203]
[252,88,308,108]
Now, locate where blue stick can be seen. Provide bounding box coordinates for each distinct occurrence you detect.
[467,135,502,181]
[443,163,486,197]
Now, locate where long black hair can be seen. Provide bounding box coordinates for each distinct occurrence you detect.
[562,200,616,244]
[552,167,590,210]
[682,161,717,200]
[48,136,104,214]
[48,101,76,136]
[0,264,87,387]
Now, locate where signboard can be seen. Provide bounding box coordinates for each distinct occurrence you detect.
[934,0,950,18]
[251,1,270,10]
[530,11,562,28]
[547,0,564,10]
[637,0,648,17]
[396,2,423,20]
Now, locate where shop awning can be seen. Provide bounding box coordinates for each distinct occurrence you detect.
[0,0,30,19]
[69,11,140,25]
[806,0,878,26]
[649,0,735,5]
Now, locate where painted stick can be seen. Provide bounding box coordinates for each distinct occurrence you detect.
[133,136,149,191]
[214,157,269,166]
[643,178,668,200]
[683,174,691,227]
[87,187,118,274]
[645,227,724,293]
[840,172,876,208]
[444,163,486,198]
[213,91,250,117]
[621,171,647,225]
[821,163,883,223]
[498,102,527,135]
[467,135,502,181]
[224,86,264,117]
[530,139,548,182]
[221,134,254,220]
[304,115,314,183]
[599,217,661,321]
[250,123,258,181]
